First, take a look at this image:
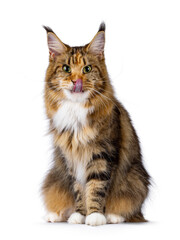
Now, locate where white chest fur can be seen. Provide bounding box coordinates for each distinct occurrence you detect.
[53,100,94,185]
[75,161,86,186]
[53,101,89,133]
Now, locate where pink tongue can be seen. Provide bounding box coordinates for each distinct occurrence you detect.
[73,78,83,93]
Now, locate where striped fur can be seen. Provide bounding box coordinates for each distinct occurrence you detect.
[41,23,150,225]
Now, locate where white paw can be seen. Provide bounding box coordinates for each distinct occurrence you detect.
[44,212,63,223]
[68,212,85,224]
[106,213,125,224]
[85,213,107,226]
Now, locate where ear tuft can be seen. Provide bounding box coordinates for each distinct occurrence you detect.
[43,25,55,34]
[98,22,106,32]
[86,22,106,57]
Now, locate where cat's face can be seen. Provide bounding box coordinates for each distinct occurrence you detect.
[44,24,109,103]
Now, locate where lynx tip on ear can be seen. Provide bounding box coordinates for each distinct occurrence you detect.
[98,22,106,32]
[43,25,55,34]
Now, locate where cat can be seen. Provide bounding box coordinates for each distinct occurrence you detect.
[41,22,150,226]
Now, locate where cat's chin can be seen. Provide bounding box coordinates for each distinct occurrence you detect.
[63,89,89,103]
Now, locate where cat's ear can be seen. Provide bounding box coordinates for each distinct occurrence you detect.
[86,22,105,58]
[43,26,67,58]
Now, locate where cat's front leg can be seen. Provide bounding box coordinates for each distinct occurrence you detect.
[68,182,86,224]
[85,154,111,226]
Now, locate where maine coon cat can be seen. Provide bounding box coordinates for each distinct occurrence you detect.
[41,23,150,226]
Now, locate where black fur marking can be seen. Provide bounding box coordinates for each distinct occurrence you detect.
[60,128,66,134]
[87,171,111,182]
[103,207,106,213]
[107,106,121,166]
[76,195,82,202]
[72,55,74,64]
[94,65,104,82]
[47,81,58,91]
[74,190,79,200]
[91,198,102,203]
[96,191,106,198]
[76,208,85,215]
[54,66,60,73]
[43,26,55,34]
[87,151,113,173]
[86,152,106,171]
[92,152,111,164]
[98,22,106,32]
[89,207,99,211]
[83,57,86,65]
[89,210,99,214]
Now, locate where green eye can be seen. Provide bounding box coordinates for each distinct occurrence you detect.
[62,64,71,73]
[83,65,92,74]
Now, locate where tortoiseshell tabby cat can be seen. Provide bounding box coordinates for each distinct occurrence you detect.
[41,23,150,226]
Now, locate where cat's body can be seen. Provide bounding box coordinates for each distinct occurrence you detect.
[42,23,150,226]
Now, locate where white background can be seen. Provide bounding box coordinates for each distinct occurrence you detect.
[0,0,180,239]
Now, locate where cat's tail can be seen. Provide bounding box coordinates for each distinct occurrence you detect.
[125,211,148,223]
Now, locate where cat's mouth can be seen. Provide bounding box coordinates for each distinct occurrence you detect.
[71,78,83,93]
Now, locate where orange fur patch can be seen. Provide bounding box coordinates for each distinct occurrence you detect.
[43,184,74,214]
[106,196,135,217]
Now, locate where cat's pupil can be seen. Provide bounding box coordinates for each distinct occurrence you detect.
[63,65,71,73]
[86,66,90,72]
[83,65,92,73]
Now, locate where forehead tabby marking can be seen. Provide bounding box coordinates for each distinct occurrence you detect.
[67,47,86,65]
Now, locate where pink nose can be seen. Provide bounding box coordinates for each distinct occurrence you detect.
[72,78,83,93]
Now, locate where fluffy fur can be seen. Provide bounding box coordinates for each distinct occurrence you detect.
[41,23,150,226]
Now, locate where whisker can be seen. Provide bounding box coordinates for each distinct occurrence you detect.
[88,90,107,112]
[85,83,114,95]
[86,87,119,110]
[86,88,109,110]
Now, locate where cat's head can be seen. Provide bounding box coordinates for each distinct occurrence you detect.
[44,23,112,106]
